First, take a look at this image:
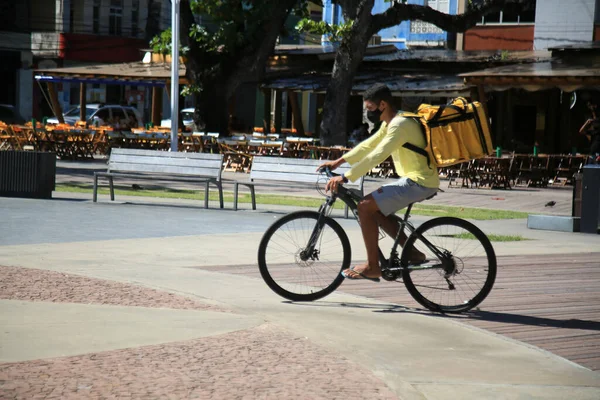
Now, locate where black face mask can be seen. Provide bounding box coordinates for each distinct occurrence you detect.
[367,109,382,124]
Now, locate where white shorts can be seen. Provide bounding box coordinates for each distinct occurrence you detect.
[371,177,438,216]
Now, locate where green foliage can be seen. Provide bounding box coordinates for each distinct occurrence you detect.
[149,28,172,57]
[438,233,530,242]
[149,28,190,58]
[151,0,315,96]
[180,84,202,97]
[295,19,354,43]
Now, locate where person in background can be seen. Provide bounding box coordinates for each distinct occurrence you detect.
[580,101,600,162]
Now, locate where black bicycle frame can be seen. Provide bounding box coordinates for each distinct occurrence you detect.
[314,182,447,272]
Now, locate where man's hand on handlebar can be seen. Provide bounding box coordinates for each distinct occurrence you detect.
[325,175,345,194]
[316,157,345,173]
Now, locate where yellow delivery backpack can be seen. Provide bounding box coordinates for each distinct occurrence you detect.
[401,97,494,168]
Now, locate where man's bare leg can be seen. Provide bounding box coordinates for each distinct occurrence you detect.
[373,212,426,263]
[343,197,426,278]
[343,195,382,279]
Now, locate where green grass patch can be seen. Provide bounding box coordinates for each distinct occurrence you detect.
[398,204,528,220]
[56,183,529,221]
[438,233,530,242]
[56,183,346,208]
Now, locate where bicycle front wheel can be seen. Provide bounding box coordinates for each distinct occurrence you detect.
[401,217,496,313]
[258,211,351,302]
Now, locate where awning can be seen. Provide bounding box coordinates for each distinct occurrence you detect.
[460,59,600,92]
[34,61,187,87]
[261,72,474,97]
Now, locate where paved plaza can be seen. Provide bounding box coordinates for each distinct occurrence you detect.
[1,160,599,399]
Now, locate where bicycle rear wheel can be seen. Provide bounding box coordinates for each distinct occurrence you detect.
[258,211,351,301]
[401,217,496,313]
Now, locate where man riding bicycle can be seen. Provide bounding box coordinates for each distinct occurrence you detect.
[319,83,439,282]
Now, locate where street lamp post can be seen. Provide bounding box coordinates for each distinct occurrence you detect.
[170,0,180,152]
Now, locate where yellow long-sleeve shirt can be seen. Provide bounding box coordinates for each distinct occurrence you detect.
[343,114,440,189]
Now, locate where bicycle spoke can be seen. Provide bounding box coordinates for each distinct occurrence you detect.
[259,212,350,301]
[402,218,496,313]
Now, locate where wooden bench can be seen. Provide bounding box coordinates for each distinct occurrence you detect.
[233,156,364,218]
[93,148,224,208]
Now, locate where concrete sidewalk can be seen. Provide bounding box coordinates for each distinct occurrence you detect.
[1,195,599,399]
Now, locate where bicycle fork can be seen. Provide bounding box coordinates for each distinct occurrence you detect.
[299,198,335,262]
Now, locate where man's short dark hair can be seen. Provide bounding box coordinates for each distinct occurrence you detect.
[363,83,393,105]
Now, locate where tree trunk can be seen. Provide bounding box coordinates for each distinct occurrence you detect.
[320,0,375,146]
[195,80,230,135]
[179,0,298,136]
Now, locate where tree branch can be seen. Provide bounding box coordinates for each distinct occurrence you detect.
[371,0,528,35]
[180,0,204,82]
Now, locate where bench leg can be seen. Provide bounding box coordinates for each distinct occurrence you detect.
[216,181,224,209]
[233,182,239,211]
[250,186,256,210]
[93,174,99,202]
[204,181,210,209]
[108,176,115,201]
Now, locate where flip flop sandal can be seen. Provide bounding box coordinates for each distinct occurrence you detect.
[341,266,380,282]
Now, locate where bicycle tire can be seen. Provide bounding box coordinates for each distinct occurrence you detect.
[401,217,496,313]
[258,211,351,302]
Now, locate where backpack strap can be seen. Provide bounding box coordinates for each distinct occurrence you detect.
[402,142,431,169]
[398,112,432,169]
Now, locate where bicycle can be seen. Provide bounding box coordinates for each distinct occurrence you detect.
[257,168,497,313]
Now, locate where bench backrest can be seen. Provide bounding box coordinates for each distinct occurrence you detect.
[108,148,223,180]
[249,156,363,190]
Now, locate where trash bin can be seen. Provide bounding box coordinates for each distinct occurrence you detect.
[580,164,600,234]
[573,173,583,217]
[0,151,56,199]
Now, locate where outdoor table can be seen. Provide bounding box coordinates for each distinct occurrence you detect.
[6,125,34,151]
[473,157,512,189]
[304,145,350,160]
[513,154,551,187]
[284,137,317,158]
[0,123,13,150]
[218,139,252,172]
[45,127,95,159]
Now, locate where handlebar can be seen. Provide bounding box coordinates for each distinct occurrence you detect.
[320,166,340,178]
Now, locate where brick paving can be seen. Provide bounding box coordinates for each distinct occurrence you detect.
[0,266,226,313]
[0,323,398,400]
[199,253,600,371]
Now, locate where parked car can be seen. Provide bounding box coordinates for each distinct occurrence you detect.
[0,104,26,125]
[160,107,196,130]
[47,104,143,129]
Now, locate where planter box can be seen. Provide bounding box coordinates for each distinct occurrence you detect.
[0,151,56,199]
[527,215,580,233]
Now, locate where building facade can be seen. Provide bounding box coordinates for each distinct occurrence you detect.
[462,0,600,51]
[0,0,172,122]
[322,0,459,49]
[460,0,600,154]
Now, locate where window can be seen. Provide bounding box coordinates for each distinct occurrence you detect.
[111,108,126,120]
[470,0,536,24]
[93,0,100,34]
[93,108,110,124]
[131,0,140,37]
[69,0,75,33]
[125,109,137,120]
[309,10,322,22]
[410,0,449,34]
[109,0,123,36]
